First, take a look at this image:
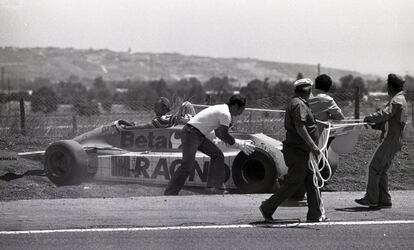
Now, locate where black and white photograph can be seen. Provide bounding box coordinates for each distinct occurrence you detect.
[0,0,413,249]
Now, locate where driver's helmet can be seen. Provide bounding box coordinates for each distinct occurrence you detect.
[154,97,171,116]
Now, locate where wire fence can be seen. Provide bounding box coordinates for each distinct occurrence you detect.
[0,90,413,141]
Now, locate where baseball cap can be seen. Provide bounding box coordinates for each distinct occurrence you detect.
[294,78,313,89]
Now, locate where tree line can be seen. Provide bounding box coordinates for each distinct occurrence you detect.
[1,73,413,116]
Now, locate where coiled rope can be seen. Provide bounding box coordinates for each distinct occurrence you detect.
[309,120,371,190]
[309,122,332,190]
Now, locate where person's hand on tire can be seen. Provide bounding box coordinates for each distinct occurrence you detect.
[234,139,255,155]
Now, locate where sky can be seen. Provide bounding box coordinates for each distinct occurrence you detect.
[0,0,413,76]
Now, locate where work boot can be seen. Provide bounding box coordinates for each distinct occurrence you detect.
[354,198,378,207]
[379,202,392,208]
[372,202,392,209]
[164,190,179,196]
[259,203,274,222]
[205,187,228,195]
[306,217,330,223]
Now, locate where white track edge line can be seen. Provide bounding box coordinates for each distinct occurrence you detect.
[1,220,414,235]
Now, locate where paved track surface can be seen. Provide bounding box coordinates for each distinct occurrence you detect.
[1,191,414,249]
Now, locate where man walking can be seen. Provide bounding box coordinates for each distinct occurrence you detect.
[291,74,345,200]
[259,78,328,222]
[164,94,255,195]
[355,73,408,208]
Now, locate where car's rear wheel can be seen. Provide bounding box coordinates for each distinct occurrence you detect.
[45,140,88,186]
[232,148,277,193]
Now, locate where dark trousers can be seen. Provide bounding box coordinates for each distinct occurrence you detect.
[291,136,335,198]
[164,125,225,195]
[261,145,323,220]
[365,139,400,204]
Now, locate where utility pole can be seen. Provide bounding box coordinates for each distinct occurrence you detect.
[0,67,4,109]
[149,54,153,80]
[354,86,360,119]
[7,79,10,116]
[1,67,4,93]
[1,63,26,89]
[317,63,320,76]
[0,63,26,116]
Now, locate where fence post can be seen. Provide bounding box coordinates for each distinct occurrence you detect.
[19,97,26,135]
[354,86,360,119]
[72,115,77,136]
[249,111,252,132]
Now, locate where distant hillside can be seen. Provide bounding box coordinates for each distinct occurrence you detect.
[0,47,377,85]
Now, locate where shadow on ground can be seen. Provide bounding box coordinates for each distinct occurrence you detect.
[0,170,46,181]
[335,206,382,212]
[250,219,321,230]
[250,219,301,225]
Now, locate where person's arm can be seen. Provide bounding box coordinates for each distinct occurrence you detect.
[151,115,176,128]
[328,99,345,120]
[173,101,196,125]
[295,122,320,156]
[292,102,320,155]
[214,125,235,145]
[364,102,401,124]
[215,125,255,155]
[132,122,154,129]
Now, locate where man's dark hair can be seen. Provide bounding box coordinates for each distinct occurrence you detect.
[387,73,404,92]
[315,74,332,92]
[227,94,246,108]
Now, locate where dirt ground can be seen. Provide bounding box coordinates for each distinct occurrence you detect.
[1,127,413,201]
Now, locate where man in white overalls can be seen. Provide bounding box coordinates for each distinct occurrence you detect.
[355,74,408,208]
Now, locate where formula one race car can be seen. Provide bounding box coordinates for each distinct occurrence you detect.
[18,119,361,193]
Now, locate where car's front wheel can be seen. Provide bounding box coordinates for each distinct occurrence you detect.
[45,140,88,186]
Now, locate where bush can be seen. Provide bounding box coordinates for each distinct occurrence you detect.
[31,86,58,113]
[73,100,100,116]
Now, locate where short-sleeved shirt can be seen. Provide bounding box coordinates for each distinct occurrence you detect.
[284,96,319,152]
[308,89,344,121]
[187,104,231,135]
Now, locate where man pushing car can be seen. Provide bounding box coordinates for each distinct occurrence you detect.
[164,94,255,195]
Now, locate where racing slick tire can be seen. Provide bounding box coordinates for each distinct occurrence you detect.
[232,148,277,193]
[45,140,88,186]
